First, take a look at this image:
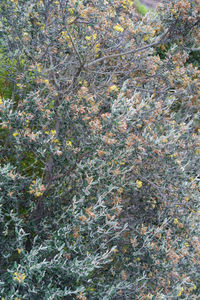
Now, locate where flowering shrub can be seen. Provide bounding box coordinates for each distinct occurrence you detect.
[0,0,199,299]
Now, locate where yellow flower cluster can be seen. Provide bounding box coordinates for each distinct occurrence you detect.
[85,34,97,41]
[29,180,45,197]
[53,138,60,143]
[113,24,124,32]
[45,130,57,137]
[61,31,70,41]
[109,85,118,92]
[174,218,179,224]
[143,34,150,41]
[68,8,74,15]
[13,271,26,283]
[94,43,101,53]
[177,287,184,297]
[123,0,133,7]
[50,129,56,135]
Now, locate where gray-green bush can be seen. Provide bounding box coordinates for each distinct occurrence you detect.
[0,0,199,299]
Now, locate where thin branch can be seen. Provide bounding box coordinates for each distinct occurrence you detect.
[48,51,60,89]
[59,2,83,66]
[65,24,83,65]
[85,30,169,68]
[191,47,200,52]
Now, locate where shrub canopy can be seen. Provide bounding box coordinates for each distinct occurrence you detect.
[0,0,199,299]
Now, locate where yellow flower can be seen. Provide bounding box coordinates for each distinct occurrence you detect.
[136,257,141,261]
[94,43,101,52]
[66,140,72,146]
[85,35,92,41]
[36,64,41,73]
[16,83,23,89]
[53,138,59,143]
[29,180,45,197]
[113,24,124,32]
[136,180,142,188]
[171,9,177,15]
[196,149,200,154]
[123,0,133,6]
[13,132,19,137]
[50,130,56,135]
[109,85,118,92]
[0,96,3,105]
[68,8,74,15]
[35,191,43,197]
[177,287,184,297]
[13,272,26,283]
[61,31,68,38]
[174,218,178,225]
[143,34,149,41]
[17,248,23,254]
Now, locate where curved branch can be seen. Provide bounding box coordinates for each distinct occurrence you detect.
[85,30,169,68]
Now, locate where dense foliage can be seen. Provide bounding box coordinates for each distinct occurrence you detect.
[0,0,199,299]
